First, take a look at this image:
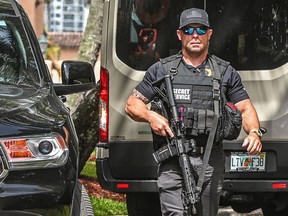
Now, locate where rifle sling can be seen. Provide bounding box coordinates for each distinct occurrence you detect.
[197,57,221,191]
[196,109,219,191]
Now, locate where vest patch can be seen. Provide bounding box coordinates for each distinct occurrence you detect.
[173,85,192,103]
[205,68,212,76]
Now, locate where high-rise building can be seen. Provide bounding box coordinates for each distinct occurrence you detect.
[48,0,88,32]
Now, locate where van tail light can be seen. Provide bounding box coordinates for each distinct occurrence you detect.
[117,183,129,189]
[99,67,109,142]
[272,183,287,189]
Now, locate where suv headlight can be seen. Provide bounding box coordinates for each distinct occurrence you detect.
[0,133,69,170]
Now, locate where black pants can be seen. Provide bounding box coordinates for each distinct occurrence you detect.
[157,144,225,216]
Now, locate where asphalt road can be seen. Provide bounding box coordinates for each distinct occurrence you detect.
[115,207,264,216]
[217,207,263,216]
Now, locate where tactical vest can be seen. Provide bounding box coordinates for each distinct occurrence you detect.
[151,53,229,149]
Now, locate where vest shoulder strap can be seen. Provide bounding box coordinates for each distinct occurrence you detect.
[160,53,230,79]
[209,54,230,78]
[160,53,182,75]
[160,52,182,64]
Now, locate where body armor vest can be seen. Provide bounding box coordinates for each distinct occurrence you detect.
[151,54,229,149]
[171,61,218,136]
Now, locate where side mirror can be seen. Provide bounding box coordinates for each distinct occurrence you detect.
[54,60,96,96]
[62,60,95,84]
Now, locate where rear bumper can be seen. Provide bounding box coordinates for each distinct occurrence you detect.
[223,179,288,192]
[96,141,159,193]
[97,158,288,194]
[96,139,288,194]
[223,140,288,192]
[97,158,158,193]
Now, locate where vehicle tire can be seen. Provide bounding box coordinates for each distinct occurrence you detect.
[126,192,162,216]
[71,180,94,216]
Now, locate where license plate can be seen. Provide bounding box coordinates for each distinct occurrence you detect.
[230,152,266,172]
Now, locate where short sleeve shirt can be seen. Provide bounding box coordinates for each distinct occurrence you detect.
[135,56,249,104]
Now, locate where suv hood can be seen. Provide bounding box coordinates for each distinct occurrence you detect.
[0,84,60,137]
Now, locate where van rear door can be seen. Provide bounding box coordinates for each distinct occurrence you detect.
[97,0,288,204]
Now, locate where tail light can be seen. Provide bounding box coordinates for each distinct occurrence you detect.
[272,183,287,189]
[99,67,109,142]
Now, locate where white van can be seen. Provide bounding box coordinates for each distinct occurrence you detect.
[97,0,288,215]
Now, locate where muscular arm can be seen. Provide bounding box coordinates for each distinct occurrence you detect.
[125,89,151,122]
[235,99,262,154]
[125,89,174,137]
[236,99,260,133]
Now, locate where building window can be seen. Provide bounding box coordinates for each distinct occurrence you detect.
[48,0,87,32]
[65,0,74,4]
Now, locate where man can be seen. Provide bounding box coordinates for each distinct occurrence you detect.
[125,8,262,216]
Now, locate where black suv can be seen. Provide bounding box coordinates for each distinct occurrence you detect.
[0,0,95,215]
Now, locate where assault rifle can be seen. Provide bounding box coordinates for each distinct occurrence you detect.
[151,75,200,215]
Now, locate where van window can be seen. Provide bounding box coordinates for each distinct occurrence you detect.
[116,0,288,71]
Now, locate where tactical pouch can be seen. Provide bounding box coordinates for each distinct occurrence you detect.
[217,102,242,141]
[182,107,198,136]
[223,102,242,139]
[180,107,214,136]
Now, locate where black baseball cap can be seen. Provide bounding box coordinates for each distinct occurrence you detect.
[179,8,210,29]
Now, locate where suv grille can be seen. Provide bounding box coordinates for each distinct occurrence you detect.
[0,146,9,181]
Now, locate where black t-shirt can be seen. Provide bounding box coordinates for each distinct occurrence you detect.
[135,56,249,104]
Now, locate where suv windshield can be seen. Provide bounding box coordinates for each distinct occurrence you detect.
[116,0,288,71]
[0,17,40,86]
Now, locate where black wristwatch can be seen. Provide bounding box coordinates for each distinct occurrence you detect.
[250,129,263,138]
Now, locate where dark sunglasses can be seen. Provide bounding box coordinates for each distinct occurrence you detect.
[181,26,209,35]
